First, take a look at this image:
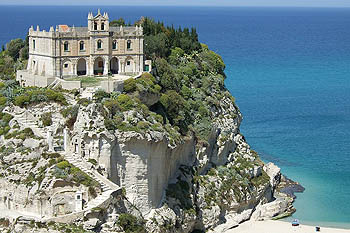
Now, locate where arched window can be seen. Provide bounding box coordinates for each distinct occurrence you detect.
[79,41,85,51]
[101,23,105,30]
[112,40,117,50]
[97,40,102,49]
[94,22,98,30]
[64,41,69,51]
[127,40,132,50]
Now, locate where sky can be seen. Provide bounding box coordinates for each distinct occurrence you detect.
[1,0,350,7]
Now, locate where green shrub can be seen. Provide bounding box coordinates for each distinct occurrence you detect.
[180,85,192,99]
[5,127,35,140]
[0,96,7,106]
[0,113,13,135]
[140,72,156,82]
[13,88,67,107]
[117,94,134,111]
[53,160,98,187]
[137,121,150,131]
[61,105,79,129]
[93,89,110,102]
[56,161,70,170]
[40,112,52,126]
[88,159,97,166]
[103,99,119,116]
[117,213,145,233]
[77,98,91,107]
[14,94,30,107]
[123,78,136,93]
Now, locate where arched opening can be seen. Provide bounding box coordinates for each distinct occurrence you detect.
[110,57,119,74]
[77,58,87,76]
[125,58,133,73]
[94,57,104,75]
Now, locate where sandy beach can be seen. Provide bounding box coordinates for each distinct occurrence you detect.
[226,220,350,233]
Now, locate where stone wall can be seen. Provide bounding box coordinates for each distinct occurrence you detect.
[16,70,55,87]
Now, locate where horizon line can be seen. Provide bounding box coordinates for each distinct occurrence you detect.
[1,4,350,8]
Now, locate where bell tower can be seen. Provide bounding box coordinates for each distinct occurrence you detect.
[87,9,109,32]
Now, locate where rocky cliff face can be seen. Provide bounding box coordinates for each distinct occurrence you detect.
[0,44,299,233]
[64,92,293,232]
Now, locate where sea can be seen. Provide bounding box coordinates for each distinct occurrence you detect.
[1,5,350,229]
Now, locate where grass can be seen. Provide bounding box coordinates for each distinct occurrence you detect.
[65,76,104,88]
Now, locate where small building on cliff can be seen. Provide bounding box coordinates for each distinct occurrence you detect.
[17,10,149,88]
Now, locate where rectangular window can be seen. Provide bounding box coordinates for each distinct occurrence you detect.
[127,61,131,66]
[94,23,97,30]
[101,23,105,30]
[33,40,36,50]
[64,42,69,52]
[80,42,84,51]
[64,63,68,68]
[127,40,131,50]
[97,40,102,49]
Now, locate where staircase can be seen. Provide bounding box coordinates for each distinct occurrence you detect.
[47,78,61,89]
[13,113,46,139]
[63,152,120,209]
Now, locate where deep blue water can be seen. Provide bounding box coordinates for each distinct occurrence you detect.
[1,6,350,228]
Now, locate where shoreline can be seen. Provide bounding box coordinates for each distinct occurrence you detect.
[226,220,350,233]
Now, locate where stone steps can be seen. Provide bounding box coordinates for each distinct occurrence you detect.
[62,153,120,211]
[85,191,113,209]
[64,154,114,192]
[14,116,47,138]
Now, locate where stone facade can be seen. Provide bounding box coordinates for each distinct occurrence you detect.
[17,10,145,87]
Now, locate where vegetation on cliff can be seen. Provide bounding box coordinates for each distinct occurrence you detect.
[97,20,232,146]
[0,17,289,233]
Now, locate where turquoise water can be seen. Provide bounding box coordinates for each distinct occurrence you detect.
[1,6,350,228]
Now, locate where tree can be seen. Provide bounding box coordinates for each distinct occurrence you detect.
[160,90,192,134]
[6,38,25,60]
[140,17,201,60]
[144,33,169,58]
[110,18,126,27]
[154,58,180,91]
[19,46,29,60]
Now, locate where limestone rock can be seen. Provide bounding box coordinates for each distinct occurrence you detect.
[264,162,281,188]
[251,199,288,221]
[202,205,221,229]
[23,138,40,149]
[83,218,101,230]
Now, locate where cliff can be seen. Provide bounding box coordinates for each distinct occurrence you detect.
[0,43,299,233]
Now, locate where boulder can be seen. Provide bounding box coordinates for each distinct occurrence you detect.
[251,199,288,221]
[23,138,40,149]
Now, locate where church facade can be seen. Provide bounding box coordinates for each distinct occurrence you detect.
[22,10,145,80]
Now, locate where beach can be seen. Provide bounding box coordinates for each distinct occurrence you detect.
[226,220,350,233]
